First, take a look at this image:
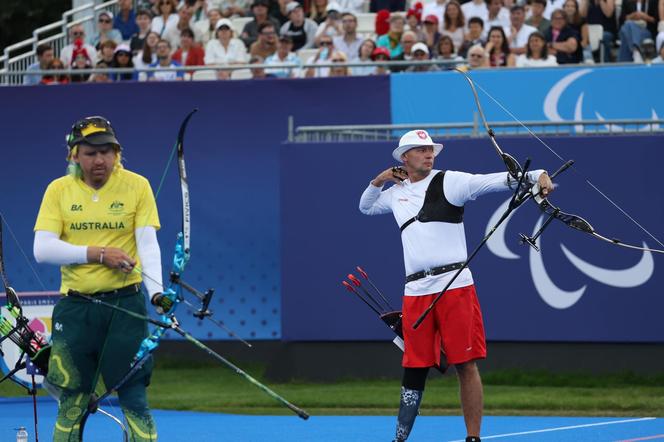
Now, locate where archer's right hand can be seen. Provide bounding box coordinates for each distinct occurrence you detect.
[372,167,409,187]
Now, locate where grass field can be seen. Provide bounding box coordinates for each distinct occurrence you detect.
[2,360,663,417]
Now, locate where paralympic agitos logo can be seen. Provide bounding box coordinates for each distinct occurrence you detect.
[486,197,655,309]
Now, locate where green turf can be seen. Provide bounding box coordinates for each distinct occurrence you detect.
[2,364,663,417]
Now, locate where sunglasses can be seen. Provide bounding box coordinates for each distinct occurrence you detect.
[99,18,112,23]
[332,58,345,62]
[469,53,483,58]
[72,31,84,36]
[320,41,332,46]
[160,1,172,5]
[261,31,276,35]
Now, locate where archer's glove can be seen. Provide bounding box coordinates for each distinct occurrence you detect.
[151,290,176,315]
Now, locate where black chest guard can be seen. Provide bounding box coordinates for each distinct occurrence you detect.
[399,171,464,232]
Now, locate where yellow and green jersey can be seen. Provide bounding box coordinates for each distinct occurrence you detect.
[34,168,160,294]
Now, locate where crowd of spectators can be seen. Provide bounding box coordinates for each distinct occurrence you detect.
[22,0,664,84]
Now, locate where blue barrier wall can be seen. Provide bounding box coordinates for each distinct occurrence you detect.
[0,76,391,340]
[391,65,664,130]
[281,135,664,342]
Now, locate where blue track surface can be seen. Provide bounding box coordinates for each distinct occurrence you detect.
[1,397,662,441]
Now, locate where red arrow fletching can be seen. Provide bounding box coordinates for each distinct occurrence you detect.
[342,281,354,291]
[356,266,369,279]
[348,274,360,286]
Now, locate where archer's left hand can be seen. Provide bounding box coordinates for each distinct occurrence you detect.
[538,172,554,197]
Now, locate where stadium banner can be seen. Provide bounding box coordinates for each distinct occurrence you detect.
[281,135,664,342]
[0,77,391,341]
[391,65,664,131]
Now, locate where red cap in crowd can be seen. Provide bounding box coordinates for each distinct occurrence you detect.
[371,47,391,60]
[375,9,391,36]
[423,14,439,25]
[71,40,91,67]
[407,2,423,22]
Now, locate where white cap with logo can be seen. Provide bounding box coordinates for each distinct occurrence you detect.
[392,130,443,162]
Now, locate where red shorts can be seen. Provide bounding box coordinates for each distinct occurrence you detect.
[402,284,486,367]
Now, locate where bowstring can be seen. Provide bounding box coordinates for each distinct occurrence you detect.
[471,78,664,250]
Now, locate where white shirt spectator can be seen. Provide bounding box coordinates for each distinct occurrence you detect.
[422,1,448,29]
[542,0,567,19]
[151,14,179,38]
[333,35,364,60]
[304,55,331,77]
[60,43,99,67]
[515,53,558,66]
[265,52,301,77]
[483,8,511,38]
[461,0,488,23]
[204,37,248,64]
[510,23,537,50]
[336,0,365,14]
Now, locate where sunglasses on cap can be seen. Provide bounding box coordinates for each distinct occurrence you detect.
[67,117,117,148]
[99,18,112,23]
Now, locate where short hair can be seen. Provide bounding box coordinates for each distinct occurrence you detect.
[530,0,547,7]
[157,39,172,48]
[180,28,195,39]
[510,5,525,13]
[341,12,357,20]
[468,17,484,28]
[400,30,417,42]
[136,8,153,18]
[99,40,117,51]
[258,22,275,33]
[485,0,502,5]
[36,43,53,57]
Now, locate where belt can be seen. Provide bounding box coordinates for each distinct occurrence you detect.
[68,283,141,298]
[405,262,465,283]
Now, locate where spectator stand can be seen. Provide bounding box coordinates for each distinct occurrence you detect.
[1,0,119,85]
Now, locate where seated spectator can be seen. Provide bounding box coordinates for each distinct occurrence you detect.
[545,9,583,63]
[61,25,98,67]
[370,0,406,13]
[580,0,616,61]
[196,8,223,46]
[391,31,418,72]
[658,33,664,58]
[375,10,391,36]
[436,35,464,61]
[250,22,278,59]
[406,5,424,38]
[265,35,300,77]
[173,28,206,69]
[148,39,185,80]
[422,0,447,26]
[90,11,123,49]
[617,0,659,62]
[352,38,378,75]
[315,3,344,41]
[544,0,570,20]
[333,13,363,61]
[220,0,251,18]
[168,5,202,48]
[309,0,330,24]
[70,45,93,83]
[484,0,511,38]
[205,18,249,77]
[376,14,406,58]
[516,30,558,66]
[130,9,153,55]
[462,0,488,24]
[526,0,551,34]
[485,25,516,66]
[280,3,319,51]
[563,0,591,60]
[466,43,486,68]
[133,31,160,79]
[151,0,179,40]
[406,42,441,71]
[422,15,442,53]
[458,17,485,57]
[304,36,335,77]
[249,55,277,78]
[99,40,118,65]
[40,59,70,85]
[268,0,290,26]
[114,0,139,41]
[241,0,281,48]
[442,0,466,52]
[111,44,138,81]
[371,46,391,74]
[89,61,113,83]
[329,51,350,76]
[24,44,54,86]
[508,5,537,55]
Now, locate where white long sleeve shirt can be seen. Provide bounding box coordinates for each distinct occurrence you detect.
[359,169,543,296]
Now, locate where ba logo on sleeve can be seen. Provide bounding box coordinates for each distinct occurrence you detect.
[70,204,83,211]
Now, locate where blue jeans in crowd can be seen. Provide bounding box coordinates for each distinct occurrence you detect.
[618,21,652,61]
